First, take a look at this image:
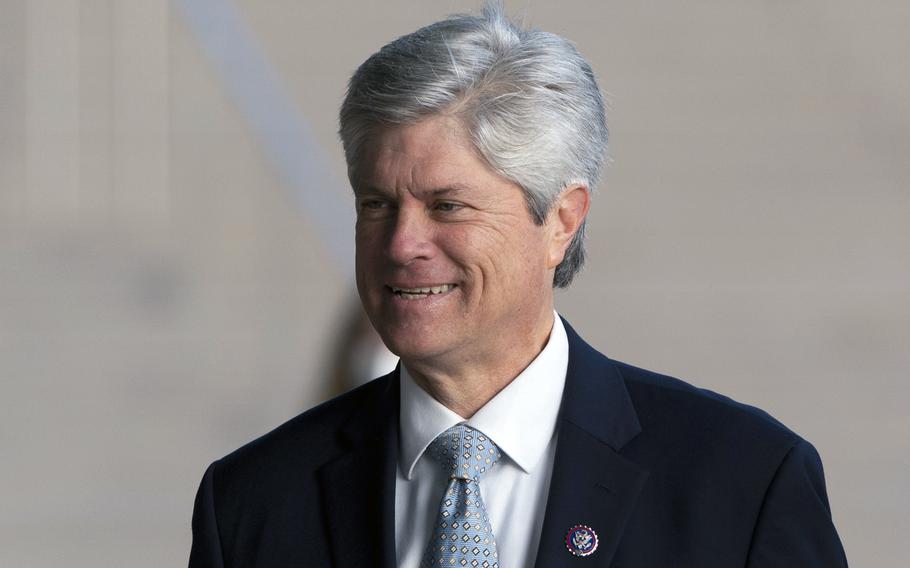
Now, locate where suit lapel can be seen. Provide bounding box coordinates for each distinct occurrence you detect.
[533,320,649,567]
[318,370,399,568]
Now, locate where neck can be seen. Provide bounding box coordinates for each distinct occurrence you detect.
[404,311,556,418]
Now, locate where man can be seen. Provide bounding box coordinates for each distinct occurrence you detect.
[190,3,847,566]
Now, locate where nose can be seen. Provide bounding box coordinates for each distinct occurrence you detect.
[385,205,434,265]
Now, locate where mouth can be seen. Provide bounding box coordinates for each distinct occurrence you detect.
[388,283,457,300]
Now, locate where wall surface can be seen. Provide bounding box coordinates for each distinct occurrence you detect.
[1,0,907,565]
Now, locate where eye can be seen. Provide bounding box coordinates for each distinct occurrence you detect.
[358,199,388,213]
[434,201,463,213]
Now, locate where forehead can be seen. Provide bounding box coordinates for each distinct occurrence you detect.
[355,116,494,191]
[372,116,466,156]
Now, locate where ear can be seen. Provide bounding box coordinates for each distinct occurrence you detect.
[546,184,591,269]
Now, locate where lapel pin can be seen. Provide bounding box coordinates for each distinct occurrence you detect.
[565,524,599,557]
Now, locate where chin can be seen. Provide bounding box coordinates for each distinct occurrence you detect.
[379,330,448,363]
[381,337,431,361]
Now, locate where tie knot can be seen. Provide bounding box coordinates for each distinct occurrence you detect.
[426,424,501,481]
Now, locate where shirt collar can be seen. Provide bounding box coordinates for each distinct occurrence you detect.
[399,312,569,479]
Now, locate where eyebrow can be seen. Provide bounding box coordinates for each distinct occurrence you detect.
[354,185,471,197]
[427,186,468,197]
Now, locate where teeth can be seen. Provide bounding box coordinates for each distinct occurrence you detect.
[392,284,455,296]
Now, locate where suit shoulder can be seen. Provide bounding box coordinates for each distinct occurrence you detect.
[212,374,395,477]
[611,359,800,448]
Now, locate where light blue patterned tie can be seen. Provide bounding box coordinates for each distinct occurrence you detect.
[423,424,502,568]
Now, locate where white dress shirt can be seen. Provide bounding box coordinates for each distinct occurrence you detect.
[395,313,569,568]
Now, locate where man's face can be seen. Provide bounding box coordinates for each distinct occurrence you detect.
[353,116,559,369]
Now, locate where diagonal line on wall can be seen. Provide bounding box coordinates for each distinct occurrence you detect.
[173,0,354,278]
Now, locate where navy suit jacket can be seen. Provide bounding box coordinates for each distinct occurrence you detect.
[190,320,847,567]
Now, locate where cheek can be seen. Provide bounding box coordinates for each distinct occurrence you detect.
[354,233,382,295]
[461,226,545,286]
[505,231,552,290]
[355,224,382,263]
[448,227,504,275]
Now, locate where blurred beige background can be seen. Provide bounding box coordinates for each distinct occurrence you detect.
[1,0,907,565]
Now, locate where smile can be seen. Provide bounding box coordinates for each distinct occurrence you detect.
[389,284,457,300]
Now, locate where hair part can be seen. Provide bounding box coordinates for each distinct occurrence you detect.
[339,0,608,287]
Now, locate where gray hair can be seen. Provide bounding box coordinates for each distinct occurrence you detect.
[339,1,608,287]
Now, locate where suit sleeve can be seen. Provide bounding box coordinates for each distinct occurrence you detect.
[189,462,226,568]
[746,439,848,567]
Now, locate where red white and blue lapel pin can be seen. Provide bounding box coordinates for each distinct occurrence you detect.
[565,524,599,557]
